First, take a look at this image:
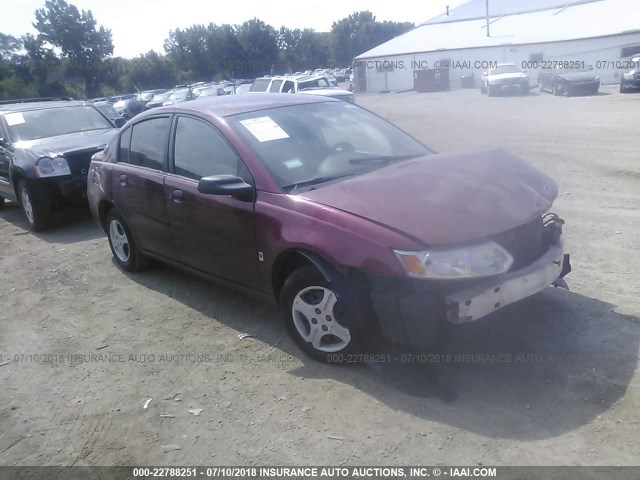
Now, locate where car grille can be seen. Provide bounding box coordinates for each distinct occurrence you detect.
[504,78,522,85]
[64,151,98,175]
[490,217,544,270]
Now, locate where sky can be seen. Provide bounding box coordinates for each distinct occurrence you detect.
[1,0,466,58]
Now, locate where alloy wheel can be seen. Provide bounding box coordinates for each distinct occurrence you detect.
[291,286,351,353]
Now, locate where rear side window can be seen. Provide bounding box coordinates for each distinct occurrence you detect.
[250,78,270,92]
[129,117,170,170]
[282,80,295,93]
[269,80,283,92]
[118,126,132,163]
[173,116,240,180]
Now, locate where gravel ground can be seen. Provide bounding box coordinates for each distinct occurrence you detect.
[0,85,639,467]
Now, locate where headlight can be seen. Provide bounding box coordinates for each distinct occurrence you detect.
[394,241,513,279]
[623,72,633,79]
[34,156,71,177]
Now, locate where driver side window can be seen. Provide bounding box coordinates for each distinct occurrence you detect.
[173,116,241,181]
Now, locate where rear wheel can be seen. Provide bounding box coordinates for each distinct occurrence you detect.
[280,265,359,362]
[18,180,51,231]
[106,209,149,272]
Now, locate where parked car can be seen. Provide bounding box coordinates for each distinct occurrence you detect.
[538,66,600,96]
[234,83,253,95]
[480,63,529,96]
[138,89,167,105]
[252,75,354,102]
[0,98,119,230]
[146,92,171,109]
[195,86,226,98]
[92,101,127,128]
[163,88,194,106]
[619,56,640,93]
[87,94,570,361]
[113,98,146,119]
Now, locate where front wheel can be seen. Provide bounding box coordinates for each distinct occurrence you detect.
[18,180,51,231]
[552,83,561,96]
[280,265,359,362]
[106,209,149,272]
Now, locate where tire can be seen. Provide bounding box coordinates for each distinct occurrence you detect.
[280,265,359,362]
[552,82,560,96]
[0,196,5,209]
[487,86,495,97]
[18,180,51,231]
[106,209,149,272]
[620,83,627,93]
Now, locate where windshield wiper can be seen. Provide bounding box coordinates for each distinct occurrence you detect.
[282,174,355,193]
[348,154,416,165]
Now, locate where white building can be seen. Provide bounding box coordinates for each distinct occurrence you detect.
[354,0,640,92]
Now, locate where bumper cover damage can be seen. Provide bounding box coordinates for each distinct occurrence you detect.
[445,240,569,324]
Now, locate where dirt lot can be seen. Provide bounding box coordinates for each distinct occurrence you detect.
[1,86,639,467]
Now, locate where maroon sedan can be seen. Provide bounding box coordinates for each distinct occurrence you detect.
[88,94,570,361]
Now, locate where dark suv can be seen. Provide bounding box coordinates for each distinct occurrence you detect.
[0,98,120,230]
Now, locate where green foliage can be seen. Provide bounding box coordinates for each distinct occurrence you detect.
[33,0,113,97]
[0,3,414,99]
[331,11,413,66]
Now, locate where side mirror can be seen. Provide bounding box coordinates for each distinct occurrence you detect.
[114,117,126,128]
[197,175,254,201]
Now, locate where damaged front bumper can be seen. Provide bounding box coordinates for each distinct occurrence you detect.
[365,235,570,348]
[445,239,570,324]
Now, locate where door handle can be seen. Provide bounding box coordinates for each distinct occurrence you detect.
[119,174,128,186]
[170,189,184,203]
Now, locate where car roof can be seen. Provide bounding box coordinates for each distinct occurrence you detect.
[141,93,337,119]
[0,100,88,113]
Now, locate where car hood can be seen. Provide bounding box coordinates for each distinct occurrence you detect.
[490,72,527,81]
[300,149,558,246]
[15,129,118,161]
[556,71,598,81]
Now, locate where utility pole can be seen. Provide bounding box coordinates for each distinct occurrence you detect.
[486,0,490,37]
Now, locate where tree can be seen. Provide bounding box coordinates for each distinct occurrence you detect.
[33,0,113,97]
[331,11,414,66]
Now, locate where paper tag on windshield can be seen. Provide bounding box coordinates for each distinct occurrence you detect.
[5,112,25,126]
[284,159,303,169]
[240,117,289,142]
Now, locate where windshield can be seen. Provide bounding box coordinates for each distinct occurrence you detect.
[490,65,520,75]
[5,106,113,142]
[298,78,331,90]
[230,101,430,192]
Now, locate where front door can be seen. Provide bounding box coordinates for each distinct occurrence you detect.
[164,115,261,289]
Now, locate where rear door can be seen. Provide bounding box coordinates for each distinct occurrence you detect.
[164,115,261,289]
[112,116,176,260]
